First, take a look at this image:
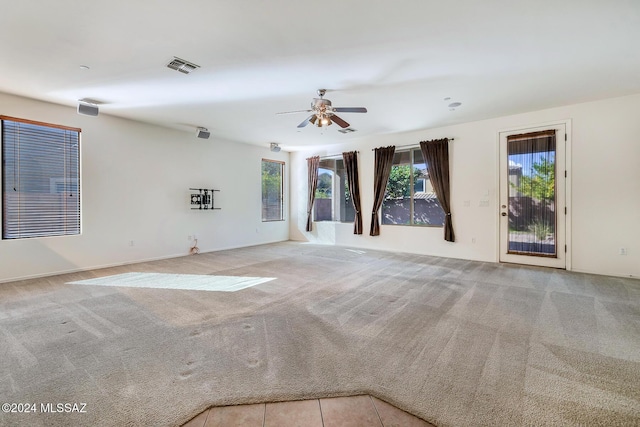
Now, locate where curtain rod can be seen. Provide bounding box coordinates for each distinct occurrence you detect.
[306,151,359,160]
[371,138,455,151]
[308,138,455,158]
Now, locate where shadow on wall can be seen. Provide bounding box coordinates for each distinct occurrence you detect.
[314,198,355,222]
[382,198,445,226]
[0,238,84,283]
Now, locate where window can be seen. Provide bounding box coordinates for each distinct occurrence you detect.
[1,116,81,239]
[314,158,354,223]
[382,148,444,226]
[261,159,284,221]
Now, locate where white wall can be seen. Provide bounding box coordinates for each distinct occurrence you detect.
[290,93,640,278]
[0,93,289,282]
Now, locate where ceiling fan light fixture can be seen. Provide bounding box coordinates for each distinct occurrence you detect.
[278,89,366,130]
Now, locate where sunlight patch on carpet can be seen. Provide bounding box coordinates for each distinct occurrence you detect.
[345,249,366,254]
[68,272,275,292]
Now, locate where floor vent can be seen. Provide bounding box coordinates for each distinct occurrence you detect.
[166,57,200,74]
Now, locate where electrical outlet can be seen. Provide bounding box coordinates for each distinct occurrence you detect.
[188,235,192,241]
[472,237,476,244]
[129,240,134,247]
[619,247,627,255]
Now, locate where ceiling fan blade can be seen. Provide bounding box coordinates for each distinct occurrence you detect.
[331,114,350,128]
[333,107,367,113]
[276,109,312,115]
[297,115,315,128]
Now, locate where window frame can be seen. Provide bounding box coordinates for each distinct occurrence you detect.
[1,115,82,240]
[314,157,354,224]
[382,148,444,227]
[261,158,285,222]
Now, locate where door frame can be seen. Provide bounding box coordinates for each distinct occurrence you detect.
[495,119,572,271]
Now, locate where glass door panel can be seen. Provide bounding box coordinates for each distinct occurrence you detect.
[499,123,566,269]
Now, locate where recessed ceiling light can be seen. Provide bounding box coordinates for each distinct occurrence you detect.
[79,65,90,70]
[448,102,462,108]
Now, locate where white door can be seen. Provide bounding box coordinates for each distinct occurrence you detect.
[499,123,567,268]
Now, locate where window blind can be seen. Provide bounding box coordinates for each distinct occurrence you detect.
[1,116,81,239]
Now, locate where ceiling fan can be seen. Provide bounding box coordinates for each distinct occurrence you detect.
[277,89,367,129]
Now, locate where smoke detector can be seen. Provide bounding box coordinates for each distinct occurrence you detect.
[166,57,200,74]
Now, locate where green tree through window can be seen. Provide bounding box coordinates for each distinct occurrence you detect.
[382,149,444,226]
[315,169,332,199]
[517,158,555,204]
[261,159,284,221]
[313,159,354,222]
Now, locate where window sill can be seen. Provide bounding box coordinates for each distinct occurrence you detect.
[382,223,444,228]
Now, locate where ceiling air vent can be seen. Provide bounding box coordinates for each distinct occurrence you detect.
[166,57,200,74]
[338,128,357,134]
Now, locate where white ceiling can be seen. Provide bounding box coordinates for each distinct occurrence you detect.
[1,1,639,150]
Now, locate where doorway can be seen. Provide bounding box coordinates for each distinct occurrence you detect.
[499,122,569,268]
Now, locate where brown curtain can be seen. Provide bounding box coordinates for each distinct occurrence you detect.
[420,138,455,242]
[342,151,362,234]
[305,156,320,232]
[370,146,396,236]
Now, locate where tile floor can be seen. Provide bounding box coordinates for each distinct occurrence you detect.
[182,395,435,427]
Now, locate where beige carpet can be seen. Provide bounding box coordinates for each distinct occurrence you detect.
[0,242,638,426]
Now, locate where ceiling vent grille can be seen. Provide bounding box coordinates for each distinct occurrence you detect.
[166,57,200,74]
[338,128,357,134]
